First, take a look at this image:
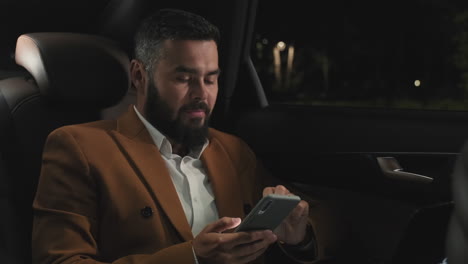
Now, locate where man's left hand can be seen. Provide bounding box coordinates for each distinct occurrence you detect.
[262,185,309,245]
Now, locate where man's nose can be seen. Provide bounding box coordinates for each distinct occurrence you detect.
[189,80,208,100]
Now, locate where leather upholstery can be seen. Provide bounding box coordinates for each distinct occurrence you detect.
[15,33,129,108]
[0,32,129,264]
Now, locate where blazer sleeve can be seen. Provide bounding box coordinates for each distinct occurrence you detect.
[32,128,196,264]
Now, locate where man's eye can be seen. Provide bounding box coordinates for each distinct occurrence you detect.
[205,77,217,85]
[176,77,190,83]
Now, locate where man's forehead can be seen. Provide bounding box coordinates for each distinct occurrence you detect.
[173,65,221,76]
[154,39,218,71]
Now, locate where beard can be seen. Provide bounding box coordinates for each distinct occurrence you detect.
[144,81,210,150]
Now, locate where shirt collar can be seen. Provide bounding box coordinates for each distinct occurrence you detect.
[133,106,208,159]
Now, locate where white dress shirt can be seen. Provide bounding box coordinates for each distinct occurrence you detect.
[134,106,219,236]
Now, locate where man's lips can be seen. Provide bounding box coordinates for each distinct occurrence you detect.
[185,109,206,118]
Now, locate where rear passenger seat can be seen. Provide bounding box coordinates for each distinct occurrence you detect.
[0,32,129,264]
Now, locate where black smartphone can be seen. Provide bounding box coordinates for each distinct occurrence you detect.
[235,194,301,232]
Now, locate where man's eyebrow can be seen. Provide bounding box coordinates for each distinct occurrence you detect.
[207,69,221,76]
[174,66,221,76]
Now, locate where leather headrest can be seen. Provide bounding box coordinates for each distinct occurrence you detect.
[15,32,130,109]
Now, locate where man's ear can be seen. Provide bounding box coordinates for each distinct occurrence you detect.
[130,59,150,113]
[130,59,147,96]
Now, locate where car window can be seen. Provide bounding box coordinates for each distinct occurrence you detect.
[252,0,468,111]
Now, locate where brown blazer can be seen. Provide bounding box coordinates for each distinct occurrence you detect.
[32,107,265,264]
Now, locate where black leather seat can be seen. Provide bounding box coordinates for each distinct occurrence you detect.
[446,141,468,264]
[0,32,129,264]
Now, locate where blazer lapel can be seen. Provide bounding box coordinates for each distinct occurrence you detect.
[201,136,244,219]
[111,106,193,241]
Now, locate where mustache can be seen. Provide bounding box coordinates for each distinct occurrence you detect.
[180,101,210,113]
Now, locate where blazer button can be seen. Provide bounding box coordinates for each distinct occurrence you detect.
[141,206,153,218]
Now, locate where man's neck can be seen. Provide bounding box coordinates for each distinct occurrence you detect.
[168,138,188,157]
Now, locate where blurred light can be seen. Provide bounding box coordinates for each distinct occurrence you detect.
[256,42,263,50]
[262,38,268,45]
[273,46,281,84]
[277,41,286,51]
[414,80,421,87]
[286,45,295,88]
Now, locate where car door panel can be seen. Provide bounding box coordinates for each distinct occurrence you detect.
[232,105,461,262]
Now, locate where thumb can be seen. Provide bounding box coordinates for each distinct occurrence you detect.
[202,217,241,233]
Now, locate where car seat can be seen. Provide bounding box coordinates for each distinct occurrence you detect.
[0,32,129,264]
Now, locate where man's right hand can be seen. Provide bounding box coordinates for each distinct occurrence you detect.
[193,217,277,264]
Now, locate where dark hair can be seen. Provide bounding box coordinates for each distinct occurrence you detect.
[134,8,220,72]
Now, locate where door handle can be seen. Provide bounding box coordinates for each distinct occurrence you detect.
[376,157,433,184]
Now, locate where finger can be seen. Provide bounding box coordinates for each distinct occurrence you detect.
[222,230,274,249]
[231,231,277,257]
[273,185,290,195]
[194,231,259,255]
[202,217,241,234]
[194,232,223,251]
[290,200,309,220]
[196,232,255,253]
[262,187,274,196]
[263,185,291,196]
[284,202,308,227]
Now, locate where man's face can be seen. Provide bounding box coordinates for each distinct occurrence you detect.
[144,39,219,148]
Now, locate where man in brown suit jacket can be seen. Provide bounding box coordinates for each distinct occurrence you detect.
[32,9,315,264]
